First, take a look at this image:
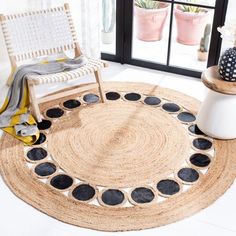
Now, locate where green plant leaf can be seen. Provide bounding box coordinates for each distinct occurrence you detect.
[135,0,160,9]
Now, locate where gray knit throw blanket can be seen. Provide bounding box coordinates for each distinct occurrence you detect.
[0,55,88,137]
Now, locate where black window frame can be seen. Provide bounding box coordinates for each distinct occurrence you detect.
[101,0,228,78]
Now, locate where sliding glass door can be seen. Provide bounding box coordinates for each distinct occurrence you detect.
[101,0,228,78]
[100,0,117,55]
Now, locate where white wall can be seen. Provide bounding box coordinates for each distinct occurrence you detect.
[0,0,28,68]
[0,0,28,13]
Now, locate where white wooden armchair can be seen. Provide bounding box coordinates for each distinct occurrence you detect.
[0,3,107,122]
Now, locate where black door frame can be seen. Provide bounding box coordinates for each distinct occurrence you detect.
[102,0,228,78]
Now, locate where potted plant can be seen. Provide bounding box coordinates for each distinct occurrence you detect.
[197,24,211,61]
[134,0,170,41]
[101,0,116,44]
[174,0,211,45]
[218,23,236,82]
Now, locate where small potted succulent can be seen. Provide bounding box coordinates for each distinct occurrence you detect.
[174,0,211,45]
[101,0,116,44]
[197,24,211,61]
[134,0,170,41]
[218,22,236,82]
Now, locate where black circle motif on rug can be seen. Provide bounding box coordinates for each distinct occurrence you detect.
[63,99,81,109]
[37,119,52,130]
[50,174,73,190]
[193,138,212,150]
[177,168,199,183]
[190,153,211,167]
[46,107,64,118]
[101,189,125,206]
[144,96,161,106]
[177,112,196,123]
[33,133,46,145]
[27,147,47,161]
[83,93,99,103]
[156,179,180,196]
[188,124,204,135]
[131,187,155,204]
[106,92,121,100]
[162,103,180,113]
[35,162,57,177]
[124,92,141,101]
[72,184,96,201]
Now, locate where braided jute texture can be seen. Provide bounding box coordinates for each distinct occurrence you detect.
[0,82,235,232]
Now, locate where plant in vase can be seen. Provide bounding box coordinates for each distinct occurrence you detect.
[175,0,211,45]
[218,22,236,82]
[134,0,170,41]
[197,24,211,61]
[102,0,116,44]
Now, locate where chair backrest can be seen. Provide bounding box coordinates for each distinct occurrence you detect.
[0,3,80,64]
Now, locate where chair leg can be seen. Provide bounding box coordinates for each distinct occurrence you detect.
[6,68,15,86]
[94,69,106,103]
[6,57,17,86]
[27,81,42,122]
[6,74,13,86]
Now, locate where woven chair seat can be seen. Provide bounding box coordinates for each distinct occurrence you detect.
[29,58,106,85]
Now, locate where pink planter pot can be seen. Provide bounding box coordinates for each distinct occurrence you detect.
[174,8,210,45]
[134,4,170,42]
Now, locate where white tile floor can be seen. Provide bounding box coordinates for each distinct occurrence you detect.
[0,62,235,236]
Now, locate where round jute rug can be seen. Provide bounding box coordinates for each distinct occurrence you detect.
[0,82,235,232]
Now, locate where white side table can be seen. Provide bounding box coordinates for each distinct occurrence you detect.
[197,66,236,139]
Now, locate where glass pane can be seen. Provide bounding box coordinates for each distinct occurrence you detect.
[176,0,216,7]
[132,1,171,64]
[169,3,215,71]
[220,0,236,54]
[100,0,116,54]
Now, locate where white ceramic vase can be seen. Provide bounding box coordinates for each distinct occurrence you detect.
[197,89,236,139]
[101,31,114,44]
